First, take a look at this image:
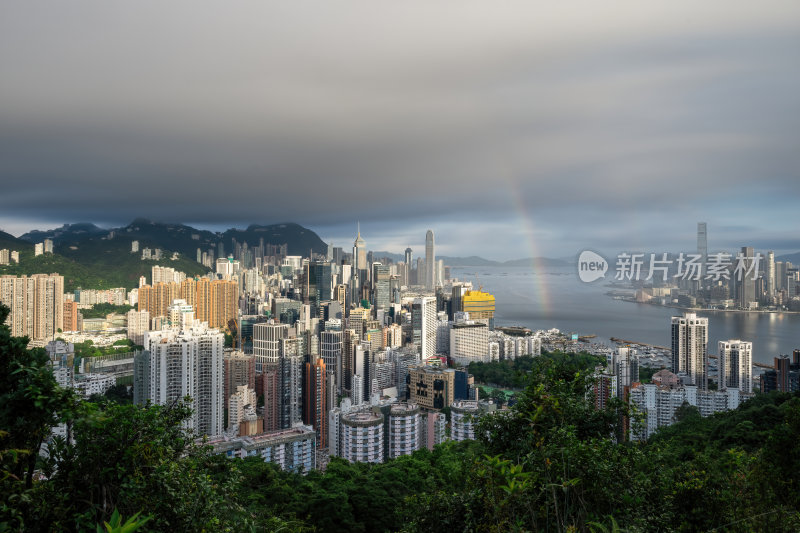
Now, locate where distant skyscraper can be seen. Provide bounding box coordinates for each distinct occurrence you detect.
[404,247,412,286]
[321,330,343,393]
[671,312,709,389]
[776,261,786,293]
[425,230,435,290]
[353,225,366,304]
[260,364,280,431]
[412,297,437,359]
[63,300,80,333]
[224,351,256,410]
[126,309,150,345]
[372,263,391,311]
[766,251,775,298]
[341,410,384,463]
[278,350,304,429]
[253,322,289,371]
[388,402,422,459]
[738,247,756,309]
[407,366,455,409]
[136,325,225,436]
[0,273,64,340]
[303,358,328,448]
[451,400,480,441]
[462,289,496,328]
[718,340,752,393]
[353,224,366,271]
[309,261,333,313]
[615,347,639,399]
[697,222,707,283]
[450,322,489,366]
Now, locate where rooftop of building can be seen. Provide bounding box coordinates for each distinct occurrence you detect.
[342,410,384,426]
[653,369,678,378]
[495,326,533,337]
[451,400,479,412]
[390,402,420,415]
[410,364,455,375]
[203,426,316,451]
[452,321,488,329]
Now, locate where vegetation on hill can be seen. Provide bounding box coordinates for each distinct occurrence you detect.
[0,251,207,291]
[80,303,135,319]
[3,219,333,290]
[221,223,327,257]
[638,365,666,383]
[0,230,32,252]
[20,219,329,267]
[68,338,142,360]
[2,303,799,531]
[467,351,605,389]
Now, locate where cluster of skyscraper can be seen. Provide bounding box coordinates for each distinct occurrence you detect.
[594,311,755,440]
[0,224,534,472]
[635,223,799,311]
[123,226,512,471]
[0,273,64,341]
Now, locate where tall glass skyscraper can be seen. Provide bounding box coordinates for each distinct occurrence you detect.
[425,230,435,290]
[671,312,709,390]
[697,222,707,283]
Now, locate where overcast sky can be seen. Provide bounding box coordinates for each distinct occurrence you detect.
[1,1,798,259]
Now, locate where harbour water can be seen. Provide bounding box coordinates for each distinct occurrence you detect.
[451,265,800,366]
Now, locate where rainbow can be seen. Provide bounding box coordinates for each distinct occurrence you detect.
[506,180,552,315]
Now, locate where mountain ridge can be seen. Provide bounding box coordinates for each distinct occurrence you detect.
[19,219,328,258]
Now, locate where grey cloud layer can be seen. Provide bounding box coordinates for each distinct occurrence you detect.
[1,1,798,255]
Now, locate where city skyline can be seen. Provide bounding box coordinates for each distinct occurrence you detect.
[3,217,800,264]
[2,3,798,530]
[2,2,800,258]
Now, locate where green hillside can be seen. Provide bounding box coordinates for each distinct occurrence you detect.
[3,219,332,291]
[0,230,32,252]
[21,219,329,259]
[11,220,328,290]
[0,250,207,291]
[221,222,327,256]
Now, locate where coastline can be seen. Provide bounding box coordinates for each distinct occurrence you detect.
[607,294,800,315]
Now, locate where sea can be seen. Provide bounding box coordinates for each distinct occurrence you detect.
[450,265,800,366]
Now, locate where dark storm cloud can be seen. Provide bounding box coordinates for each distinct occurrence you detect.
[1,1,799,256]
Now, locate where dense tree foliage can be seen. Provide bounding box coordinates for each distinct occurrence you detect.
[2,302,799,531]
[421,357,800,532]
[80,303,135,319]
[468,351,605,389]
[67,339,142,361]
[638,365,666,383]
[0,305,77,530]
